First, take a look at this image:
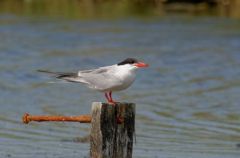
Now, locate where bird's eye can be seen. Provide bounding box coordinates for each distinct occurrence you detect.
[130,60,135,64]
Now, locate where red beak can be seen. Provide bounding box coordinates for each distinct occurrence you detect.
[133,62,149,68]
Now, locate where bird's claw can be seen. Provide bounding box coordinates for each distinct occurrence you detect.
[108,101,117,106]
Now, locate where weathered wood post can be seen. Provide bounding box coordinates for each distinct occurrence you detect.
[90,102,135,158]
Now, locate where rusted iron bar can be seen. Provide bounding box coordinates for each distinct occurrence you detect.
[22,113,91,124]
[22,113,123,124]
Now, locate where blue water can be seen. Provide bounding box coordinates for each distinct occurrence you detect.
[0,15,240,158]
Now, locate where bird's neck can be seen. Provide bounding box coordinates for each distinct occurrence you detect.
[115,65,136,78]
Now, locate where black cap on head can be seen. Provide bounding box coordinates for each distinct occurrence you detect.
[117,58,138,65]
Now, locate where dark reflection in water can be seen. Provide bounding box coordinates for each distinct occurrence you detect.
[0,4,240,158]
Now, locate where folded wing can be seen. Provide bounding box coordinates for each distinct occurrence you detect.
[77,66,122,91]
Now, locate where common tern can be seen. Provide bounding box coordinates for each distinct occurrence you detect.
[38,58,148,104]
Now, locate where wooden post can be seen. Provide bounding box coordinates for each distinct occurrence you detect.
[90,102,135,158]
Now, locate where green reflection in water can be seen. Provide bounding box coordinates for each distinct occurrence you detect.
[0,0,240,19]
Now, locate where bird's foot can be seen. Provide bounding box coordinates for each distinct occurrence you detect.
[108,100,117,106]
[105,92,117,106]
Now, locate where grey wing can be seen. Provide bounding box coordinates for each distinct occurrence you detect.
[78,66,122,91]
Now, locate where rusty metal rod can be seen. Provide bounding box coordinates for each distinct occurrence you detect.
[22,113,123,124]
[22,113,91,124]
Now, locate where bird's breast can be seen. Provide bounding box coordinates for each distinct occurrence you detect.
[112,71,136,91]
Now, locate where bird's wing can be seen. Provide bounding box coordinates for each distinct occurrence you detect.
[78,66,109,74]
[38,65,123,91]
[78,66,122,91]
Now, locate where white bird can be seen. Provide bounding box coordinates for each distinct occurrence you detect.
[38,58,148,104]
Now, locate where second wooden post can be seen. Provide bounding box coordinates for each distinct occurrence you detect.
[90,102,135,158]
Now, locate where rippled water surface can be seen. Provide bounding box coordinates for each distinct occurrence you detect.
[0,15,240,158]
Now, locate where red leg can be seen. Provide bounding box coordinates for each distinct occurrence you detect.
[108,91,116,105]
[108,92,120,120]
[104,92,110,102]
[110,91,117,103]
[109,91,113,102]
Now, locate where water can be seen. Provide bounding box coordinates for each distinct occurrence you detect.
[0,14,240,158]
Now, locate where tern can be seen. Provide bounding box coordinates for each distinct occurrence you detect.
[38,58,148,104]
